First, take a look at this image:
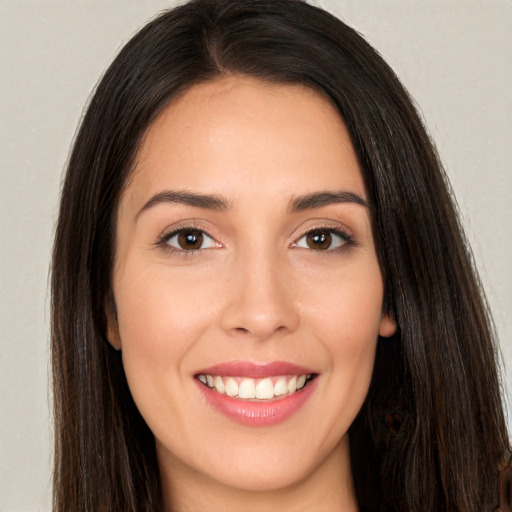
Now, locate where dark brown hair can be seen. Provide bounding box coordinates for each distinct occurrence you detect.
[51,1,509,510]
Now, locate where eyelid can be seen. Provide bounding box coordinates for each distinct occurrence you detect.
[155,221,222,253]
[290,223,355,251]
[294,230,349,250]
[154,220,355,254]
[166,229,217,250]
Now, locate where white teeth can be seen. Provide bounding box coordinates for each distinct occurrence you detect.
[287,376,297,393]
[198,373,313,400]
[296,374,306,390]
[224,377,239,397]
[238,378,256,399]
[255,378,274,399]
[274,377,287,396]
[213,375,225,394]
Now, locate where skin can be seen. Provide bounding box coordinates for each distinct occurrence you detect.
[107,75,396,512]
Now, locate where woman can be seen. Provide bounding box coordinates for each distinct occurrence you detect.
[51,0,510,510]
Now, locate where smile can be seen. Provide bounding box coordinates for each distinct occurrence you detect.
[194,362,319,426]
[197,373,314,400]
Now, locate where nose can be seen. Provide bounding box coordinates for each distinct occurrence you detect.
[219,248,300,341]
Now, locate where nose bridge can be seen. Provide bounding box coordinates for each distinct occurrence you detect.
[220,240,298,339]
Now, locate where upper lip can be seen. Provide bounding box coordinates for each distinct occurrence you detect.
[195,361,315,378]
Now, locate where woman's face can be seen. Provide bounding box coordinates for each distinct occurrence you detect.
[108,76,395,496]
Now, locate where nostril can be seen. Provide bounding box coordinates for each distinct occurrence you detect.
[233,325,287,336]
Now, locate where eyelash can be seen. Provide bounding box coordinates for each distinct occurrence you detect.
[155,222,217,256]
[292,226,355,254]
[156,224,355,255]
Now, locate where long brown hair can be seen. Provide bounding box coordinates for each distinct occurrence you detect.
[51,1,509,510]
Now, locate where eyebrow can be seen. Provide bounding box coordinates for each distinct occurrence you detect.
[136,190,230,220]
[288,190,368,211]
[136,188,368,221]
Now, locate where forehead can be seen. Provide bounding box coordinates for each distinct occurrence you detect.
[126,75,365,207]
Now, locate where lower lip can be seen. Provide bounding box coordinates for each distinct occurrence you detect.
[196,378,318,426]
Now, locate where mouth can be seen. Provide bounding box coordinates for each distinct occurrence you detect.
[196,373,315,401]
[194,361,319,425]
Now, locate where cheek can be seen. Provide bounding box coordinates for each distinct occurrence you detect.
[304,257,384,342]
[113,261,217,410]
[303,258,383,393]
[115,260,215,346]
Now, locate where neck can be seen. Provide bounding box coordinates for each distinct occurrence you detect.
[160,436,359,512]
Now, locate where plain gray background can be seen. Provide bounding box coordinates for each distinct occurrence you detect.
[1,1,511,510]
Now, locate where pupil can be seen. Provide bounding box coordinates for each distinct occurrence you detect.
[307,230,331,250]
[178,230,203,250]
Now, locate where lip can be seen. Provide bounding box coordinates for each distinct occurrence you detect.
[195,360,314,378]
[195,361,318,426]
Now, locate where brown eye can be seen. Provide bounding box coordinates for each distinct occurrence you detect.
[164,229,216,251]
[306,230,332,250]
[177,230,203,250]
[294,228,350,251]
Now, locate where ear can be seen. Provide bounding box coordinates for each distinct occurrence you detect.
[105,297,122,350]
[378,313,397,338]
